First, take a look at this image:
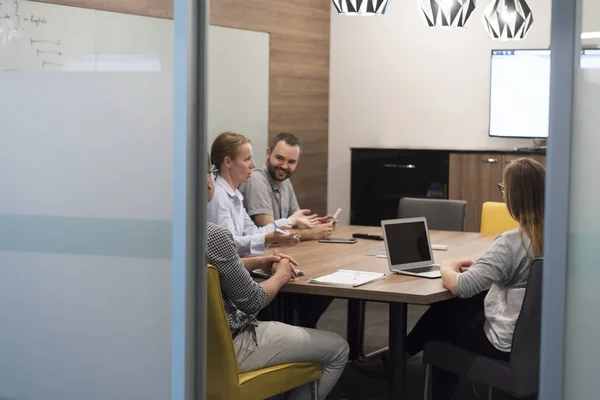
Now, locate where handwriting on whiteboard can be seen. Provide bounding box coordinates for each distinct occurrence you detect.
[0,0,63,70]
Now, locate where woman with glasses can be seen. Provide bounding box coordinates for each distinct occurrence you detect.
[404,158,545,400]
[208,132,318,257]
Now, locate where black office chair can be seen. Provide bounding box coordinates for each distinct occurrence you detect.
[422,258,543,400]
[346,198,468,361]
[397,197,467,231]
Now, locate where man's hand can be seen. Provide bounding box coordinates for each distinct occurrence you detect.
[308,223,335,240]
[315,215,338,226]
[261,250,299,273]
[289,209,320,229]
[271,258,298,283]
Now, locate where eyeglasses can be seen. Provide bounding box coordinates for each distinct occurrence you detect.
[209,168,219,179]
[498,182,505,194]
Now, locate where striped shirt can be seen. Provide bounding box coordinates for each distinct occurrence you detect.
[206,221,267,337]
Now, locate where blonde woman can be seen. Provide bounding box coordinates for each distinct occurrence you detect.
[208,132,319,257]
[405,158,545,400]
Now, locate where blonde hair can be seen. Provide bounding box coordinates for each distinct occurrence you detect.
[503,158,546,258]
[210,132,251,169]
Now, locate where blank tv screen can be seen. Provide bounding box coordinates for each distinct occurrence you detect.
[489,49,600,139]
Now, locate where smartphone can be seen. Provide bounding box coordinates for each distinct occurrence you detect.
[331,208,342,224]
[251,269,305,278]
[318,238,357,244]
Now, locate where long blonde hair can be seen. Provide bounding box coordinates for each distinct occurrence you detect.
[503,158,546,257]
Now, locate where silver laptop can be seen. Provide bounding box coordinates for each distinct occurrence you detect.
[381,217,441,278]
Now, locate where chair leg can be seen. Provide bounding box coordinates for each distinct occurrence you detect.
[487,386,493,400]
[312,380,319,400]
[423,364,432,400]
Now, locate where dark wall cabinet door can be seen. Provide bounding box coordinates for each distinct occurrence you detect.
[351,149,449,226]
[351,149,545,230]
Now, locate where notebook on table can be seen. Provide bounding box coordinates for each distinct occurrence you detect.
[308,269,386,287]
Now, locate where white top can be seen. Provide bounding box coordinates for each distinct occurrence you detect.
[207,177,288,257]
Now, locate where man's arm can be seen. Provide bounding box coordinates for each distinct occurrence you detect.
[241,256,265,272]
[259,259,296,305]
[288,223,335,241]
[253,214,275,227]
[206,225,267,314]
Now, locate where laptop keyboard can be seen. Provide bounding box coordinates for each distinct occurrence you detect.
[405,265,440,274]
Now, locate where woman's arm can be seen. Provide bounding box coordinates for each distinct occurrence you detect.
[208,188,268,256]
[455,235,514,298]
[440,259,464,294]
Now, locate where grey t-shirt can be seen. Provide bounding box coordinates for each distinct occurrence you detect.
[457,228,533,352]
[240,166,300,221]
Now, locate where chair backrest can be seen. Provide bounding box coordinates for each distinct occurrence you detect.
[509,258,543,395]
[480,201,519,235]
[206,264,241,399]
[397,197,467,232]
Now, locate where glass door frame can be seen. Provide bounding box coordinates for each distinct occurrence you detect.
[171,0,208,399]
[541,0,581,398]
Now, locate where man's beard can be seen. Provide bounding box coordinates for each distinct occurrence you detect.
[267,162,292,182]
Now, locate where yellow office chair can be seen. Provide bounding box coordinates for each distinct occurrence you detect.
[206,265,322,400]
[480,202,519,235]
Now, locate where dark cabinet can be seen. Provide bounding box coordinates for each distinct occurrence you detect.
[350,149,449,226]
[350,148,546,230]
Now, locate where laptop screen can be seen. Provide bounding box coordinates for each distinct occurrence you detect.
[383,221,432,265]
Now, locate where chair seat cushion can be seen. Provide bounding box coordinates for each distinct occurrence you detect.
[239,361,321,400]
[424,341,519,395]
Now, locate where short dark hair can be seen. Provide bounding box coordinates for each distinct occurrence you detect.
[269,132,302,154]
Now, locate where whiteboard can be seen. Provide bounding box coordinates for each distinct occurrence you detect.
[0,1,269,163]
[0,1,171,71]
[0,2,269,399]
[208,26,270,167]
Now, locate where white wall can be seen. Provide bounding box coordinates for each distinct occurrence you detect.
[328,0,552,224]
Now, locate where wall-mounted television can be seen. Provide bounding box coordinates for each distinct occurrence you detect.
[489,49,600,139]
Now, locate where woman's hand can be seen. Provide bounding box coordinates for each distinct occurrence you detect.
[266,229,301,247]
[441,258,473,273]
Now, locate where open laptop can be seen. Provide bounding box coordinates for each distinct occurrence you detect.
[381,217,441,278]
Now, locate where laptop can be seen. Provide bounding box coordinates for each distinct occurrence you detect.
[381,217,441,279]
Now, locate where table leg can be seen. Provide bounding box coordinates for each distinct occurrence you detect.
[388,302,407,399]
[347,299,366,361]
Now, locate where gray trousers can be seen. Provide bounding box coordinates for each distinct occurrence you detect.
[234,321,349,399]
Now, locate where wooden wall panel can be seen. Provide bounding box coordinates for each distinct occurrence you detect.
[34,0,331,216]
[212,1,330,216]
[35,0,172,18]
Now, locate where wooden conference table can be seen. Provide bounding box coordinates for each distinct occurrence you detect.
[272,225,495,399]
